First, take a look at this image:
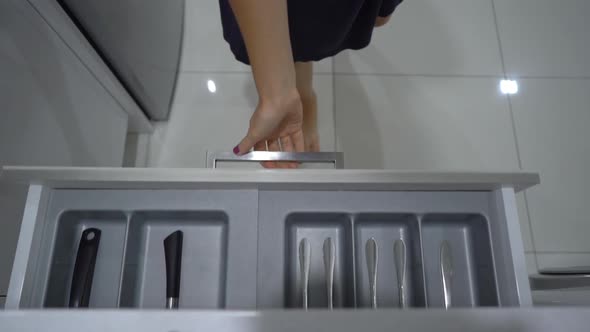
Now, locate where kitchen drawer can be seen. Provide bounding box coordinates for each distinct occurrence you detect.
[1,167,537,310]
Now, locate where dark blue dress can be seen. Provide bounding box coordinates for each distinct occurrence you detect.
[219,0,404,64]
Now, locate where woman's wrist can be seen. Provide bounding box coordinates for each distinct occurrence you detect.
[254,62,297,102]
[258,86,301,113]
[257,80,297,103]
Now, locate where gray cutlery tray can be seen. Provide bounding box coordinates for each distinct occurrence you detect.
[28,190,258,309]
[119,211,229,309]
[47,210,231,309]
[258,190,514,309]
[16,189,521,309]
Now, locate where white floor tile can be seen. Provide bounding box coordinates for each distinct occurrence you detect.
[334,75,519,170]
[182,0,332,73]
[334,0,503,76]
[494,0,590,78]
[536,253,590,271]
[148,73,334,168]
[511,79,590,252]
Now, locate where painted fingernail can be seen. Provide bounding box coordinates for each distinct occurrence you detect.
[233,145,240,155]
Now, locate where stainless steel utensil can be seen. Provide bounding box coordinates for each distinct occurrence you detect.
[323,237,336,309]
[394,239,407,308]
[440,240,453,309]
[366,238,378,309]
[299,238,311,309]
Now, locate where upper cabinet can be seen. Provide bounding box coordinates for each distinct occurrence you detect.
[58,0,185,120]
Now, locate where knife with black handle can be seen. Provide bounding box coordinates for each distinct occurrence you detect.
[69,228,101,308]
[164,230,183,309]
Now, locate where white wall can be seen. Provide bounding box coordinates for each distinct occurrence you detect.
[0,0,129,295]
[494,0,590,273]
[148,0,590,274]
[337,0,590,274]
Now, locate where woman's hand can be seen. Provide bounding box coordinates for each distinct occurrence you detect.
[229,0,302,168]
[234,89,305,168]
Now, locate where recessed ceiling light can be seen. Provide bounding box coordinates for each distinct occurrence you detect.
[207,79,217,93]
[500,79,518,95]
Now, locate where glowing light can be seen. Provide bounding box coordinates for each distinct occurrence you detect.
[207,79,217,93]
[500,79,518,95]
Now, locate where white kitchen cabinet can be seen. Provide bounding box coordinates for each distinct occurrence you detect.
[0,0,130,295]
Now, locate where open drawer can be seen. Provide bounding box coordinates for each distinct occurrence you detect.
[1,167,538,310]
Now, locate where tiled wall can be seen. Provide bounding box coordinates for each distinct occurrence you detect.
[147,0,590,274]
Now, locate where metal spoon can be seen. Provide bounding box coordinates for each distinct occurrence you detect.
[323,237,336,309]
[440,241,453,309]
[394,239,407,308]
[366,238,378,308]
[299,238,311,309]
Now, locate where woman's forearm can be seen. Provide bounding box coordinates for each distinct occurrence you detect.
[229,0,297,100]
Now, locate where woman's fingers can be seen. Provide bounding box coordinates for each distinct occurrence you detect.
[267,139,282,169]
[254,141,266,152]
[289,130,305,169]
[235,129,259,155]
[241,130,306,169]
[280,135,298,169]
[291,130,305,152]
[307,138,320,152]
[254,141,273,169]
[233,88,304,169]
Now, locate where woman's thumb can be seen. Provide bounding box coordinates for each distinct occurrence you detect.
[233,132,258,155]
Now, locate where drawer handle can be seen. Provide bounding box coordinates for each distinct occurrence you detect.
[206,151,344,169]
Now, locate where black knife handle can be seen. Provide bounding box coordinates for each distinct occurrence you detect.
[69,228,101,308]
[164,230,183,301]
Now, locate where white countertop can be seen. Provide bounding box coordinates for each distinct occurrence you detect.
[0,166,540,191]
